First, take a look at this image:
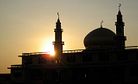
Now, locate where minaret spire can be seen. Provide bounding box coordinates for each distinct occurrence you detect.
[115,3,126,49]
[118,3,121,11]
[53,12,64,63]
[57,12,60,19]
[56,12,61,28]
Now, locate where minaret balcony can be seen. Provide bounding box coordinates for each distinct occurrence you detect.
[54,29,63,32]
[53,41,64,45]
[114,35,126,41]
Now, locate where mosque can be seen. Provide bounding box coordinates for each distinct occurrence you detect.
[8,5,138,84]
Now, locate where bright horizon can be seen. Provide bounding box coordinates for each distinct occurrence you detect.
[0,0,138,73]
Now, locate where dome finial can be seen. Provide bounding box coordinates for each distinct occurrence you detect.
[100,20,103,28]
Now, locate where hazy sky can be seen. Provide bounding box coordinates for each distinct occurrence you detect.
[0,0,138,73]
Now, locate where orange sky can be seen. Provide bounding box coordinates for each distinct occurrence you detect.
[0,0,138,73]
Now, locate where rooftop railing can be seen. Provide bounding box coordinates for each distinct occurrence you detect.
[63,49,84,53]
[8,65,22,69]
[21,52,49,56]
[125,46,138,49]
[20,46,138,56]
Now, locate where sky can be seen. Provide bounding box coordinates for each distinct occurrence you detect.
[0,0,138,73]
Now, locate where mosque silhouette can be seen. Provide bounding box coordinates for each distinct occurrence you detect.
[6,5,138,84]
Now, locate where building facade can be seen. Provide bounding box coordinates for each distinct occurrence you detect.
[9,6,138,84]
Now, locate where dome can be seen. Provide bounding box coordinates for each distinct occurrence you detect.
[84,27,116,50]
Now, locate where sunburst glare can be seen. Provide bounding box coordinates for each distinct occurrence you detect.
[41,39,55,56]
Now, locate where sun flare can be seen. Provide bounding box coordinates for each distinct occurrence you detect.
[43,44,55,56]
[41,40,55,56]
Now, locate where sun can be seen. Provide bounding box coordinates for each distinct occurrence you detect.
[43,44,55,56]
[41,40,55,56]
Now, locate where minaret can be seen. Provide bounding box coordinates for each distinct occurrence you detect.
[115,4,126,49]
[53,13,64,62]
